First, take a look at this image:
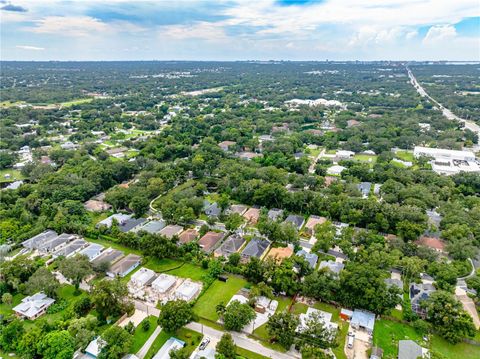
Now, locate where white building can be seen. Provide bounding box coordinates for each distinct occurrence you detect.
[297,307,338,338]
[13,292,55,320]
[130,267,156,288]
[152,274,177,294]
[413,146,479,175]
[174,280,201,302]
[327,165,346,176]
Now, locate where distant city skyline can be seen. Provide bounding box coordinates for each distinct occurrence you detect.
[1,0,479,61]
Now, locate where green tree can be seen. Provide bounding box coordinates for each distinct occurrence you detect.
[158,300,193,333]
[223,300,255,331]
[0,318,24,351]
[37,330,75,359]
[424,291,475,343]
[313,221,336,252]
[25,267,59,298]
[266,311,300,349]
[98,326,133,359]
[1,292,12,305]
[68,315,98,350]
[216,333,237,359]
[58,254,93,291]
[17,326,42,359]
[91,278,132,321]
[169,348,190,359]
[296,310,337,350]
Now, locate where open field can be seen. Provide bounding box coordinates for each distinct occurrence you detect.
[194,276,248,321]
[0,169,25,183]
[395,150,415,162]
[60,98,93,107]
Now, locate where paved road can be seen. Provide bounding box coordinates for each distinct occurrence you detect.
[137,326,162,359]
[186,322,300,359]
[407,66,480,137]
[308,148,326,174]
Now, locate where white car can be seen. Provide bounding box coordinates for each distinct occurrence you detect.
[199,337,210,350]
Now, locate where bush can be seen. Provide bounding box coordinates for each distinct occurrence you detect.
[46,299,68,314]
[141,318,151,331]
[125,321,135,334]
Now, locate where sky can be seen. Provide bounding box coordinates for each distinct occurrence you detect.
[1,0,479,61]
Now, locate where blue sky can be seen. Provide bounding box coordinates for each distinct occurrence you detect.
[1,0,479,61]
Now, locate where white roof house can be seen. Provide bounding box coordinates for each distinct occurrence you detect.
[413,146,479,176]
[351,309,376,334]
[152,274,177,294]
[96,213,132,228]
[327,165,346,176]
[13,292,55,320]
[153,337,185,359]
[84,337,106,358]
[130,267,156,288]
[297,307,338,337]
[79,243,104,261]
[174,280,201,302]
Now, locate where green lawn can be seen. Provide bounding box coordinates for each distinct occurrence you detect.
[130,316,159,353]
[373,319,480,359]
[291,302,309,315]
[0,292,24,316]
[0,169,25,183]
[145,328,203,359]
[353,154,377,164]
[167,263,209,282]
[144,257,184,272]
[395,150,415,162]
[373,319,423,359]
[333,320,348,359]
[60,98,93,107]
[236,347,270,359]
[194,276,248,321]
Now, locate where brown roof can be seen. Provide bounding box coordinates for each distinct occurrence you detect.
[179,229,199,244]
[324,176,337,187]
[305,216,327,231]
[159,225,184,239]
[415,236,445,251]
[243,207,261,223]
[198,231,224,252]
[266,247,293,262]
[84,199,112,212]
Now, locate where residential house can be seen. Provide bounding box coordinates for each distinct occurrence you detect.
[22,230,58,250]
[398,340,428,359]
[297,307,338,340]
[268,208,284,221]
[78,243,104,261]
[327,165,346,176]
[118,217,147,233]
[152,274,177,294]
[178,229,199,244]
[228,204,249,216]
[13,292,55,320]
[136,220,166,234]
[96,213,132,229]
[39,233,78,254]
[218,140,236,152]
[204,201,221,218]
[174,280,201,302]
[84,337,106,359]
[304,215,327,236]
[198,231,224,253]
[91,248,124,268]
[410,283,435,318]
[84,199,112,212]
[296,249,318,269]
[357,182,372,198]
[243,207,261,224]
[237,151,262,160]
[241,238,271,261]
[130,267,156,288]
[284,214,305,230]
[107,254,141,278]
[153,337,185,359]
[52,238,88,258]
[159,225,184,239]
[414,236,445,253]
[214,234,246,258]
[266,246,293,263]
[319,260,344,276]
[350,309,375,334]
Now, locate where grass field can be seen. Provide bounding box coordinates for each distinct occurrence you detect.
[0,293,24,316]
[395,150,415,162]
[0,169,25,183]
[130,316,159,353]
[145,328,203,359]
[86,236,143,255]
[373,318,480,359]
[167,262,209,281]
[194,276,248,321]
[353,154,377,164]
[236,347,270,359]
[144,257,184,272]
[60,98,93,107]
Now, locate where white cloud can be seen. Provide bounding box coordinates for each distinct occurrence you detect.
[29,16,109,36]
[15,45,44,50]
[423,24,457,44]
[158,21,227,41]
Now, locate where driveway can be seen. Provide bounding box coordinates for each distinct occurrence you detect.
[137,326,162,359]
[186,322,299,359]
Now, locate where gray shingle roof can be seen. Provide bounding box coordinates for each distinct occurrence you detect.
[241,238,271,259]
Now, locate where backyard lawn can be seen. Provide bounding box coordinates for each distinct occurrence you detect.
[353,154,377,164]
[194,276,248,321]
[144,257,184,272]
[395,150,415,162]
[167,262,209,281]
[0,293,24,316]
[130,316,159,353]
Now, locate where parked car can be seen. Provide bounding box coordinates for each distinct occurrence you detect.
[199,337,210,350]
